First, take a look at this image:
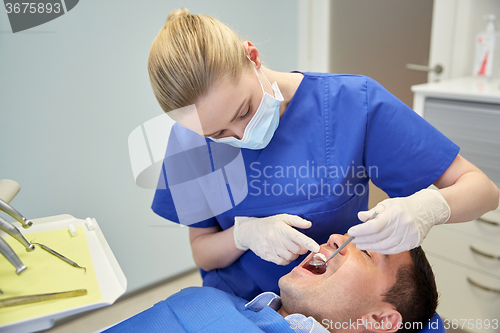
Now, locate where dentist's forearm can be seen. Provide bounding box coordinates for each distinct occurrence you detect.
[438,170,499,223]
[189,226,245,271]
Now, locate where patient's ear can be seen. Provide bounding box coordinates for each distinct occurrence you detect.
[360,306,402,333]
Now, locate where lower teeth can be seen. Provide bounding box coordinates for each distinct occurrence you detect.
[314,265,326,274]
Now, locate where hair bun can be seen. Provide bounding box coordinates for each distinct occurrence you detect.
[166,7,190,22]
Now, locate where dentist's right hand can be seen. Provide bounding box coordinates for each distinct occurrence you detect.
[233,214,320,265]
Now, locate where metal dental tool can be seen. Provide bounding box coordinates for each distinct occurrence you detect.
[0,180,34,275]
[0,215,34,274]
[0,237,27,274]
[0,216,35,252]
[30,241,86,273]
[0,289,87,308]
[0,197,33,229]
[309,211,379,267]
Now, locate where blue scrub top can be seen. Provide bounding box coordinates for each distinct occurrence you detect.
[152,72,459,301]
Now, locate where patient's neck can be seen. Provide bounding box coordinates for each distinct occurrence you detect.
[277,306,290,318]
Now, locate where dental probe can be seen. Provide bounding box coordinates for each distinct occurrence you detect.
[30,241,86,272]
[309,211,379,267]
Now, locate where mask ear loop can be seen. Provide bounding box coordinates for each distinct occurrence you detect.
[246,55,265,94]
[258,68,274,92]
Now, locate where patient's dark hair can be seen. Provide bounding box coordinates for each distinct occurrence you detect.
[382,247,438,333]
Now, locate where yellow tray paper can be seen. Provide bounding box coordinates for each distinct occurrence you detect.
[0,227,102,325]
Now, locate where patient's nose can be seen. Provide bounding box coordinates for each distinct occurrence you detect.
[326,234,353,255]
[328,234,347,244]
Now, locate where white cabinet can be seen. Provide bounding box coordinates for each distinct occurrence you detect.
[422,220,500,333]
[412,77,500,333]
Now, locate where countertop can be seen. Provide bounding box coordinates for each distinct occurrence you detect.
[411,76,500,104]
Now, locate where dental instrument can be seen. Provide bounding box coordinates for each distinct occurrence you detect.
[309,211,379,267]
[0,197,33,229]
[0,289,87,308]
[0,182,34,274]
[309,236,355,267]
[0,237,27,274]
[30,241,86,272]
[0,216,35,252]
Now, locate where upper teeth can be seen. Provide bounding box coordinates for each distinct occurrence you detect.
[313,253,327,262]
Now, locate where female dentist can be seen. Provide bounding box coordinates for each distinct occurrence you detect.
[148,9,499,300]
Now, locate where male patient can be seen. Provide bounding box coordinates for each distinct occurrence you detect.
[104,234,439,333]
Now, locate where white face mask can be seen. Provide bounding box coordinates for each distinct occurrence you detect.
[210,64,284,150]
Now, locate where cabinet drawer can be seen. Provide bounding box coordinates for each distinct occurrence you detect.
[426,254,500,333]
[445,211,500,244]
[424,98,500,187]
[422,225,500,278]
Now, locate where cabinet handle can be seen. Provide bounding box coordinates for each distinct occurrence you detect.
[477,216,499,226]
[467,277,500,294]
[406,63,443,74]
[469,245,500,260]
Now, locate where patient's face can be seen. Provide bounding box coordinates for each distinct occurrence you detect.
[278,234,411,325]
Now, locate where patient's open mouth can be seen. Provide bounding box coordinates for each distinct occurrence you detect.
[302,242,338,275]
[303,261,327,274]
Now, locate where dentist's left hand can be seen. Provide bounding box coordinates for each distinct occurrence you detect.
[233,214,320,265]
[348,188,451,254]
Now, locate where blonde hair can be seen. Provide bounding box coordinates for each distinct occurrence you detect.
[148,8,251,113]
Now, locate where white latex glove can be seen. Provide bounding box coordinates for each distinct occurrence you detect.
[348,189,451,254]
[233,214,320,265]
